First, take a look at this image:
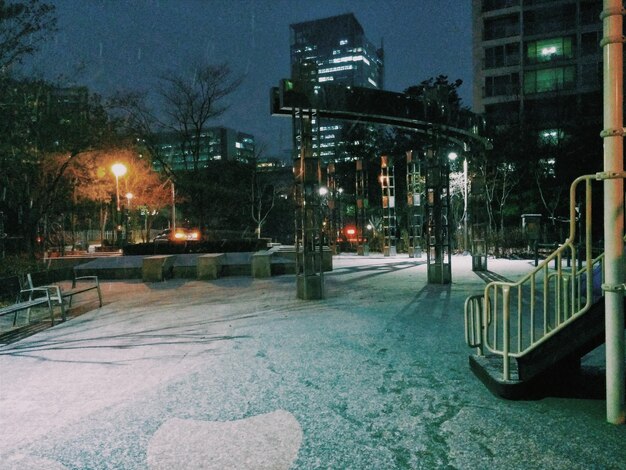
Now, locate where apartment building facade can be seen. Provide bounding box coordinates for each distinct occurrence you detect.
[473,0,604,141]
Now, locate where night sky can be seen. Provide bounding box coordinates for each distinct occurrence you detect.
[27,0,472,156]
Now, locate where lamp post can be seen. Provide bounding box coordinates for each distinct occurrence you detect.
[111,163,127,246]
[125,192,133,244]
[448,152,469,252]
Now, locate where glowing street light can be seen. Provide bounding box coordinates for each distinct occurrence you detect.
[111,163,127,212]
[111,163,127,246]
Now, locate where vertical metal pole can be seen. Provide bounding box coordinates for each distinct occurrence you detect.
[171,181,176,231]
[294,110,323,300]
[602,0,625,425]
[463,158,469,253]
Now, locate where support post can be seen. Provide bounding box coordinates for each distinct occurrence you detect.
[406,150,423,258]
[601,0,625,425]
[425,149,452,284]
[293,109,324,300]
[380,156,397,257]
[327,163,338,255]
[355,159,369,256]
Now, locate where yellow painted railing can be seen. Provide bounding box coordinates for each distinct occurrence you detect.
[465,174,607,380]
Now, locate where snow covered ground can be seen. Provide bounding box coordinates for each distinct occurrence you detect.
[0,254,624,469]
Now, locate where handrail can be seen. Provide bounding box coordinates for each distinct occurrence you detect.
[465,174,608,381]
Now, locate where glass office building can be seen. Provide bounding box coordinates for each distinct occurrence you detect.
[290,13,384,161]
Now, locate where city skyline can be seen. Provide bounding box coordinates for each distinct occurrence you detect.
[24,0,472,157]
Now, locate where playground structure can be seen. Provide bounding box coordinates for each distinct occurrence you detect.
[271,2,624,422]
[271,78,491,298]
[464,0,624,425]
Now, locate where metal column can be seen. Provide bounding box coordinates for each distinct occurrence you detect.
[355,159,369,256]
[293,109,324,300]
[601,0,625,425]
[406,150,423,258]
[380,155,397,257]
[327,162,338,255]
[425,149,451,284]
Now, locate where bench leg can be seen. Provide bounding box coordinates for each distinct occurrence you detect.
[96,286,103,307]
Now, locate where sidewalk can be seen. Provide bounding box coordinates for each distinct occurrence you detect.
[0,254,624,469]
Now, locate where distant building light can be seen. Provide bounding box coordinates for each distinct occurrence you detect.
[368,78,377,87]
[318,65,354,74]
[330,55,370,66]
[339,39,348,45]
[319,76,334,82]
[541,46,557,56]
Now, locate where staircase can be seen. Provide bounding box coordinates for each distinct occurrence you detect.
[464,174,626,399]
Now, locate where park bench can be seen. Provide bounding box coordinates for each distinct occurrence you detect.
[25,273,103,319]
[0,287,54,326]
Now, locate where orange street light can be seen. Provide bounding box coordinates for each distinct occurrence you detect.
[111,163,127,211]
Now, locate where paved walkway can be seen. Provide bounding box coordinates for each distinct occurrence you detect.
[0,254,624,469]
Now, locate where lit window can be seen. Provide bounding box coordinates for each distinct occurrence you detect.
[339,39,348,45]
[319,76,334,82]
[539,129,564,145]
[368,78,377,87]
[330,55,370,66]
[524,66,575,93]
[318,65,354,74]
[527,37,573,63]
[539,158,556,177]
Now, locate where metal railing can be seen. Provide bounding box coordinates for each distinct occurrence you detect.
[464,173,610,380]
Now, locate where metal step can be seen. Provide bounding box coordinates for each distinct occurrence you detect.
[469,297,626,400]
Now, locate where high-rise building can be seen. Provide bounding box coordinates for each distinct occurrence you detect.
[152,127,255,171]
[472,0,604,141]
[290,13,384,161]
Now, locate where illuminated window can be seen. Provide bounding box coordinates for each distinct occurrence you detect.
[330,55,370,65]
[339,39,348,45]
[526,37,573,63]
[318,65,354,74]
[539,129,564,145]
[524,67,575,94]
[539,158,556,177]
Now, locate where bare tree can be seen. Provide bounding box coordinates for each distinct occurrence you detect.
[111,62,242,230]
[0,0,57,71]
[250,144,275,238]
[159,63,242,171]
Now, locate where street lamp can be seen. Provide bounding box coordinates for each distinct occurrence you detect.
[125,192,133,244]
[448,152,468,252]
[125,192,133,212]
[111,163,127,211]
[111,163,127,245]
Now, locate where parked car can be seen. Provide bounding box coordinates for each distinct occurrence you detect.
[153,228,201,243]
